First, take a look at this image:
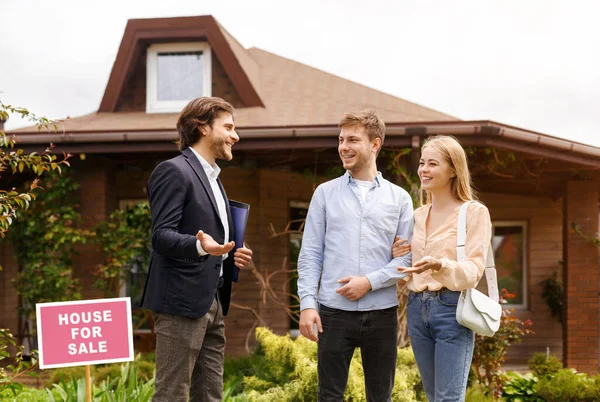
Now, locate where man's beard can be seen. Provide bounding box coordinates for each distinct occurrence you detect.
[210,136,231,161]
[343,152,368,172]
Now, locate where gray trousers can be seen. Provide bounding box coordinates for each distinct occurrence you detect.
[152,296,225,402]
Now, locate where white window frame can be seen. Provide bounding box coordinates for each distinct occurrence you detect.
[146,42,212,113]
[492,220,528,310]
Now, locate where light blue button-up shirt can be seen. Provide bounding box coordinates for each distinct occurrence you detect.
[297,171,414,312]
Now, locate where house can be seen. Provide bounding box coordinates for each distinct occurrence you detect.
[2,15,599,374]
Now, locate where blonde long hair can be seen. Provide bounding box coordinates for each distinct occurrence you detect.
[419,135,476,206]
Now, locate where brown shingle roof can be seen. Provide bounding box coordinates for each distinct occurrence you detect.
[14,47,457,133]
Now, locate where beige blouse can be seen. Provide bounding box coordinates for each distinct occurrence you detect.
[406,201,492,292]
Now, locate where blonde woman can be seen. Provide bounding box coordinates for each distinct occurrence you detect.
[393,136,492,401]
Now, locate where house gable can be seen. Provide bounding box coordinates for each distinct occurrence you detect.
[100,15,263,112]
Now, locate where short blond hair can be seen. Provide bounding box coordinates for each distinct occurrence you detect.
[419,135,476,206]
[339,110,385,151]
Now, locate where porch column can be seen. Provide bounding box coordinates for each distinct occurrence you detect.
[563,181,600,374]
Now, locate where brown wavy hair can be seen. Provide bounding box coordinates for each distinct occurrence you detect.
[175,97,234,151]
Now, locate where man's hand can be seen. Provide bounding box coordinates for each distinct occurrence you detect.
[234,247,253,269]
[392,236,411,258]
[196,230,235,256]
[299,308,322,342]
[336,276,372,301]
[398,256,442,274]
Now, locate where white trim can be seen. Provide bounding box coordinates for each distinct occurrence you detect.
[492,221,528,310]
[146,42,212,113]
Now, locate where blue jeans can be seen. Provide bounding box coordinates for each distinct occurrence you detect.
[407,289,474,402]
[317,304,398,402]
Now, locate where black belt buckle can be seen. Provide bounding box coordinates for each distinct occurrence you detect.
[217,277,224,289]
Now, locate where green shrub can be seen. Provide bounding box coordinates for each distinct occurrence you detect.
[224,344,284,397]
[94,359,154,384]
[228,327,424,402]
[47,357,155,402]
[471,289,534,399]
[44,366,86,388]
[44,353,154,387]
[536,369,600,402]
[465,383,495,402]
[527,352,563,378]
[0,387,52,401]
[502,371,543,402]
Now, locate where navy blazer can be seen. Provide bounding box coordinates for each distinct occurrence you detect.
[140,147,235,317]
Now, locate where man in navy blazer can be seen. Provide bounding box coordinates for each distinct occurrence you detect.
[141,97,253,402]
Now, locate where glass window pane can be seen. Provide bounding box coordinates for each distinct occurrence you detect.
[493,225,524,305]
[289,202,309,332]
[157,52,204,101]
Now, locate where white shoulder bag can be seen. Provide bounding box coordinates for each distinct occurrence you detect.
[455,202,502,337]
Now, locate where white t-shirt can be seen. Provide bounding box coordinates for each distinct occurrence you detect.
[354,178,373,203]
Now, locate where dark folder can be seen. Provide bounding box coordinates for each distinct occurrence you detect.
[229,200,250,282]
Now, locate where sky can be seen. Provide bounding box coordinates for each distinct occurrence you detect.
[2,0,599,147]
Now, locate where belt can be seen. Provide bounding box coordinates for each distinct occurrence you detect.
[419,287,452,295]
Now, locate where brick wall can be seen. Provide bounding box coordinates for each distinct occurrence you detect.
[563,181,599,374]
[220,168,318,355]
[72,157,117,299]
[2,159,591,368]
[113,164,317,356]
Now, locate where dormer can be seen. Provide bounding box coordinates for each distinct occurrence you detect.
[98,16,264,114]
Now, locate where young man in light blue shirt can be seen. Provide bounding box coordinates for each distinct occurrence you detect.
[297,110,413,402]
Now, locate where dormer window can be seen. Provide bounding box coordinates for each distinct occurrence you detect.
[146,42,212,113]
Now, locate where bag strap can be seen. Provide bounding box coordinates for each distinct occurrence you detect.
[456,202,499,303]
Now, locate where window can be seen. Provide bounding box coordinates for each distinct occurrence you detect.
[146,42,212,113]
[117,199,152,331]
[489,222,527,308]
[288,201,309,338]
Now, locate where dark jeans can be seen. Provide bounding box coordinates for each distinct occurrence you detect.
[317,304,398,402]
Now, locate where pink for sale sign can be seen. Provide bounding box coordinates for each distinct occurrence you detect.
[36,297,134,369]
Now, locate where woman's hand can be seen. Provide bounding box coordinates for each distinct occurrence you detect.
[397,256,442,274]
[392,236,411,258]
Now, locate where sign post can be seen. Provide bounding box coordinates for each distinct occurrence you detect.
[85,364,92,402]
[36,297,134,399]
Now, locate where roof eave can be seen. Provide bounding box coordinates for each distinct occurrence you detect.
[9,121,600,168]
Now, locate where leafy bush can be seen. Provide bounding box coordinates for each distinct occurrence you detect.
[502,371,543,402]
[46,356,154,402]
[536,369,600,402]
[229,327,424,402]
[10,173,88,328]
[0,328,39,395]
[471,289,533,398]
[44,366,85,388]
[92,202,151,298]
[527,352,563,378]
[465,382,495,402]
[0,387,52,401]
[44,354,154,388]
